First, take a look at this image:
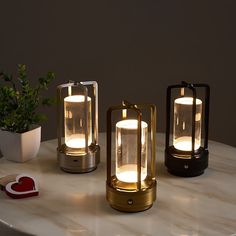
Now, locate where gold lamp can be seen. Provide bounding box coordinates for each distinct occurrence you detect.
[106,101,157,212]
[57,81,100,173]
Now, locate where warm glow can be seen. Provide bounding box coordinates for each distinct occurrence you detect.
[173,96,202,153]
[64,95,92,150]
[64,95,91,103]
[115,119,148,184]
[116,119,148,129]
[174,136,200,151]
[175,97,202,105]
[65,135,86,149]
[116,164,146,183]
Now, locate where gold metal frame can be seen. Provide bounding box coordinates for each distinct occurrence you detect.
[106,101,157,212]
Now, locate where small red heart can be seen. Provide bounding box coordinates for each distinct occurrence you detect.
[5,174,39,199]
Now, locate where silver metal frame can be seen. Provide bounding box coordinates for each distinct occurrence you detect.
[57,81,100,173]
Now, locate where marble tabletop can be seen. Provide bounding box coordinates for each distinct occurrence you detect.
[0,133,235,236]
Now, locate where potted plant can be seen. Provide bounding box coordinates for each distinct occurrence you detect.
[0,64,55,162]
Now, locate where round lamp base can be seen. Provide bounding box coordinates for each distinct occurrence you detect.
[165,146,208,177]
[106,180,156,213]
[57,144,100,173]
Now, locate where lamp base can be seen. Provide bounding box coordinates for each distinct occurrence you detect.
[57,144,100,173]
[106,179,156,212]
[165,146,208,177]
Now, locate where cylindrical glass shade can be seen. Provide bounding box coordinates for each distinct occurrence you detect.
[115,119,148,183]
[64,95,92,153]
[173,97,202,151]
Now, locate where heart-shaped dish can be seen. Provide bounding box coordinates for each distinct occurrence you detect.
[5,174,39,199]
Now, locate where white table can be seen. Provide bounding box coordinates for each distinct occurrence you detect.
[0,133,235,236]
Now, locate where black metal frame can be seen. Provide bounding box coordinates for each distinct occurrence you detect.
[165,81,210,177]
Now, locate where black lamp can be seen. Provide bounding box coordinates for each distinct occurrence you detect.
[165,81,210,177]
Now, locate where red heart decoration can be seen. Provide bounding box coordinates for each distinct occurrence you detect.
[5,174,39,199]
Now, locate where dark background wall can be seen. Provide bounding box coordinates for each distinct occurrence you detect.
[0,0,236,146]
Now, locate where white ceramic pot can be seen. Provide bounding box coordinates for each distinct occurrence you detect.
[0,126,41,162]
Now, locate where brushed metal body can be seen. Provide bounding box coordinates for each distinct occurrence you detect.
[107,178,156,212]
[57,81,100,173]
[106,101,157,212]
[57,144,100,173]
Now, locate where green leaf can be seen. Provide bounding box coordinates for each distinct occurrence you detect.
[42,97,56,106]
[0,64,55,132]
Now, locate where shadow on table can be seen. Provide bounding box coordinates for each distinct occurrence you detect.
[0,220,35,236]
